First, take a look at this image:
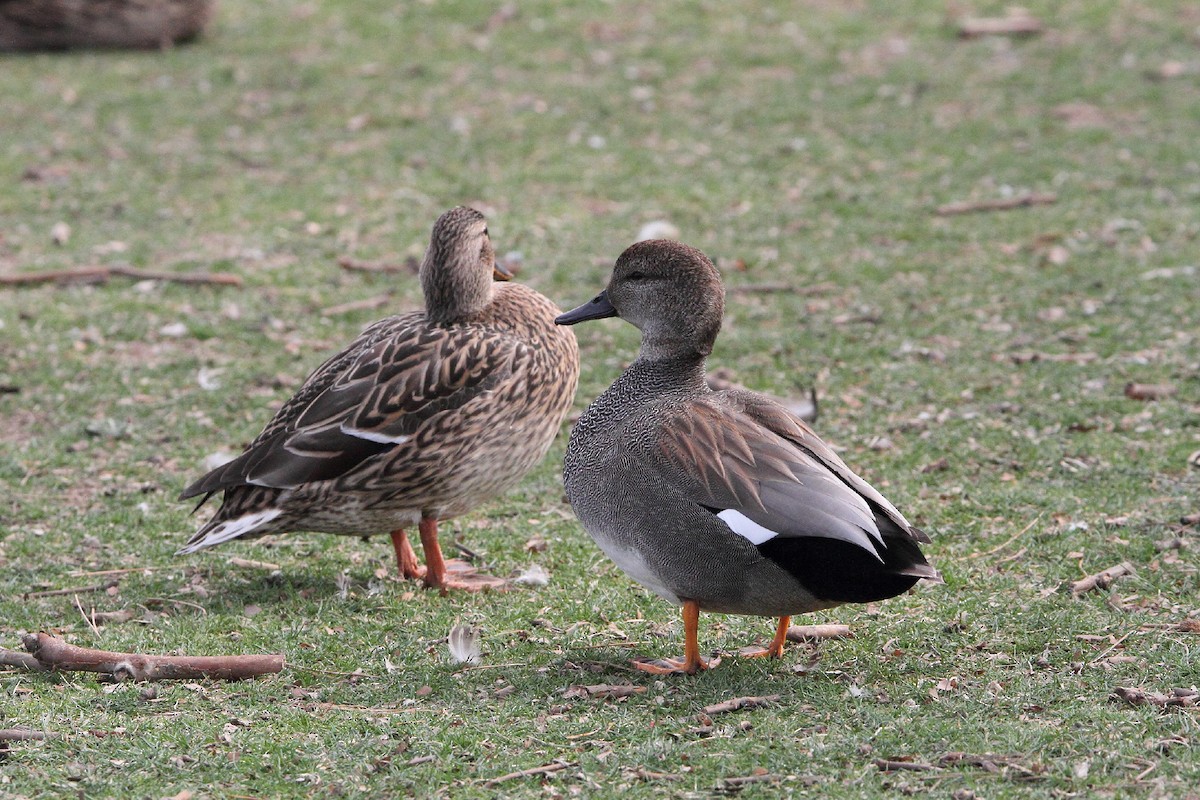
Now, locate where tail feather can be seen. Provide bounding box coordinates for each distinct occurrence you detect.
[176,508,284,555]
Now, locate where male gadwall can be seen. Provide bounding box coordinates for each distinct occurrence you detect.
[557,239,939,673]
[179,207,580,593]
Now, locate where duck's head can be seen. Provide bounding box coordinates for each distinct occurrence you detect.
[558,239,725,359]
[421,206,510,323]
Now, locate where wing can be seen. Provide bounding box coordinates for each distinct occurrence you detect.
[180,317,521,499]
[647,391,934,571]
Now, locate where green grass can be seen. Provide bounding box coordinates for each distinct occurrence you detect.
[2,0,1199,797]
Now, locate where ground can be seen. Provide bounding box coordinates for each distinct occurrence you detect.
[1,1,1198,798]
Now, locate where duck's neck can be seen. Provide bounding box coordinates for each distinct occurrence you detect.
[577,352,709,437]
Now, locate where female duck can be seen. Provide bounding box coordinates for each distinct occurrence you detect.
[179,207,580,593]
[556,240,939,673]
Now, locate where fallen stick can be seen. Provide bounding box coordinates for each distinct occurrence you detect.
[875,758,935,772]
[702,695,781,716]
[24,580,118,600]
[0,266,242,288]
[227,557,282,571]
[1070,563,1135,597]
[0,648,46,672]
[728,281,838,296]
[1111,686,1197,708]
[786,624,852,643]
[319,293,393,317]
[935,192,1057,216]
[0,728,49,742]
[562,683,646,700]
[955,11,1043,38]
[1124,382,1176,401]
[484,761,576,787]
[336,256,417,274]
[18,633,284,682]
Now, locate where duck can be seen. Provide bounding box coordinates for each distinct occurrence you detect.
[178,206,580,593]
[0,0,213,51]
[555,239,940,674]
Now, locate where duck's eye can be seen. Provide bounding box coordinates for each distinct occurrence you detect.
[627,271,647,281]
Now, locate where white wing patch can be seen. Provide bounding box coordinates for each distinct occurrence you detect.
[340,423,411,445]
[716,507,886,563]
[176,508,283,554]
[717,509,781,545]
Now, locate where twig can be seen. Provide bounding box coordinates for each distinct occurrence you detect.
[720,773,779,788]
[24,580,118,599]
[955,10,1043,38]
[702,695,781,716]
[1071,563,1135,597]
[562,683,646,700]
[728,281,838,296]
[319,293,393,317]
[0,648,46,672]
[935,192,1057,217]
[0,266,242,287]
[0,728,49,742]
[74,594,101,638]
[1124,382,1176,401]
[786,624,852,642]
[970,514,1043,559]
[1111,686,1198,708]
[1088,630,1139,665]
[17,633,284,682]
[875,758,936,772]
[227,557,282,571]
[337,255,418,274]
[484,761,576,787]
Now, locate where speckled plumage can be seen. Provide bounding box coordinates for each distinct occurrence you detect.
[179,207,579,589]
[557,239,938,673]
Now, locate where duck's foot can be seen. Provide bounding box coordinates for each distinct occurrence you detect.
[632,654,721,675]
[389,528,427,581]
[738,616,791,660]
[430,559,508,593]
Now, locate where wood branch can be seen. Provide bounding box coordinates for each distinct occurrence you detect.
[721,773,779,789]
[319,293,393,317]
[728,281,838,296]
[1070,563,1135,597]
[18,633,284,682]
[786,624,853,642]
[337,255,418,274]
[702,694,781,716]
[0,266,241,288]
[227,557,282,571]
[484,761,576,787]
[955,11,1043,38]
[1111,686,1197,708]
[0,648,46,672]
[875,758,936,772]
[1124,382,1176,401]
[24,580,118,599]
[562,683,646,700]
[0,728,49,742]
[935,192,1057,216]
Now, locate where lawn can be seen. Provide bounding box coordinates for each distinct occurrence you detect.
[1,1,1198,797]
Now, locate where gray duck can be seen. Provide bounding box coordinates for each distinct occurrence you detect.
[556,239,939,673]
[179,207,580,593]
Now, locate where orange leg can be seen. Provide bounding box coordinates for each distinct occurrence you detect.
[739,615,791,659]
[389,528,426,581]
[633,599,720,675]
[418,517,449,594]
[417,516,507,594]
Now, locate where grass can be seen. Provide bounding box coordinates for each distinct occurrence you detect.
[2,0,1198,797]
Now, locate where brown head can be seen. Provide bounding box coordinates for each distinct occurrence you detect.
[420,207,511,324]
[557,239,725,360]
